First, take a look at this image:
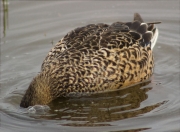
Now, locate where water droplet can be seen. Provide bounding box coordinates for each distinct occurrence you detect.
[27,105,50,114]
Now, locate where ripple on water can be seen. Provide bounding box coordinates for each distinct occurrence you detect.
[27,81,167,127]
[1,1,179,132]
[24,105,50,114]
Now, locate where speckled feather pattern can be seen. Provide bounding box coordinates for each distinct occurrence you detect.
[20,13,160,107]
[42,24,154,96]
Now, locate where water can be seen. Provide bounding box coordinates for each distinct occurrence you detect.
[0,1,180,132]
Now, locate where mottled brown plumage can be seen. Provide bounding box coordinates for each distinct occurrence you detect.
[20,13,161,108]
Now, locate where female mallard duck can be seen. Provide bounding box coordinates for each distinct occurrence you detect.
[20,13,161,108]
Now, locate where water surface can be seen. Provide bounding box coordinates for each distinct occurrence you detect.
[0,1,180,132]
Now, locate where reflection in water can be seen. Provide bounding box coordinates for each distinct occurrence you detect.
[109,128,150,132]
[2,0,9,37]
[33,81,166,126]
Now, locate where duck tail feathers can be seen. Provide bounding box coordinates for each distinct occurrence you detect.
[126,13,161,49]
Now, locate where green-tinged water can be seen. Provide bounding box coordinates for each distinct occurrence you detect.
[0,1,180,132]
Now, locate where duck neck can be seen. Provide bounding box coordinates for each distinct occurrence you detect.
[20,73,53,108]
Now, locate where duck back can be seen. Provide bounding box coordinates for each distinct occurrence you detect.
[20,13,161,107]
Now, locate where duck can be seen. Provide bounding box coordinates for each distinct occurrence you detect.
[20,13,161,108]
